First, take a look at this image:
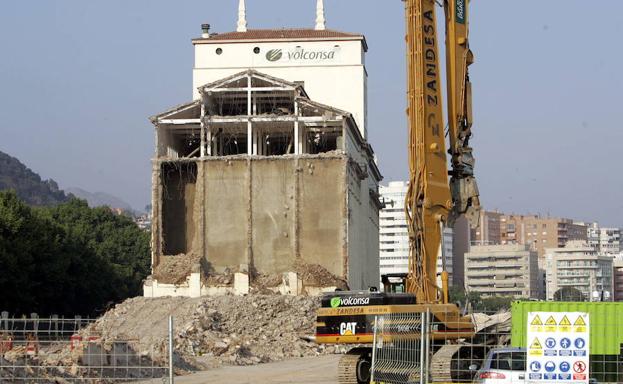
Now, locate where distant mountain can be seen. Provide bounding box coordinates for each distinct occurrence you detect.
[0,150,69,206]
[65,187,135,212]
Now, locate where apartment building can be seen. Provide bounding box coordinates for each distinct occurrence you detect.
[464,244,539,298]
[545,241,614,301]
[500,214,587,259]
[471,210,502,245]
[613,257,623,302]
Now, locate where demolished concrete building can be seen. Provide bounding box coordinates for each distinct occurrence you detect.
[144,2,382,297]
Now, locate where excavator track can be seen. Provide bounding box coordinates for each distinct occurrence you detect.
[430,344,462,382]
[338,348,371,384]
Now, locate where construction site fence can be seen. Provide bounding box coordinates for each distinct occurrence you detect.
[370,308,623,384]
[0,313,175,383]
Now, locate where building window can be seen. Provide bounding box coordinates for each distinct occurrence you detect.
[253,47,260,54]
[216,48,223,55]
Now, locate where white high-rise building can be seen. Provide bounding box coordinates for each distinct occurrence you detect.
[587,222,621,255]
[545,241,614,301]
[379,181,453,287]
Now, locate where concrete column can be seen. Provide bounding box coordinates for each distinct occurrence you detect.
[200,103,206,157]
[247,121,253,155]
[294,101,300,155]
[247,74,253,155]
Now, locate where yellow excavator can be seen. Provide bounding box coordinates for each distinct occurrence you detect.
[315,0,481,382]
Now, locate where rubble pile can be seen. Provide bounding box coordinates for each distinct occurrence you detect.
[87,295,340,370]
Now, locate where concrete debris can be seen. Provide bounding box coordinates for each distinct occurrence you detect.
[153,254,202,284]
[472,311,512,334]
[86,295,344,370]
[294,262,348,290]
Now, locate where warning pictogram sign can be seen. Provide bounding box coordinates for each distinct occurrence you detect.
[545,316,557,326]
[573,361,586,373]
[573,315,587,332]
[531,315,543,326]
[559,315,572,331]
[559,315,571,326]
[530,337,543,349]
[545,315,558,332]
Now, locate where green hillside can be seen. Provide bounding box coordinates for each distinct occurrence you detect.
[0,150,69,206]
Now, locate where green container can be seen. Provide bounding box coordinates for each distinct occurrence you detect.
[511,301,623,355]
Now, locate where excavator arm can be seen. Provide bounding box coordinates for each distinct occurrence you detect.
[404,0,481,304]
[444,0,481,227]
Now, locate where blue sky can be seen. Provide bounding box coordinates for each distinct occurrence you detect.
[0,1,621,226]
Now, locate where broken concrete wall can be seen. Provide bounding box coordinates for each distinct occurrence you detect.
[251,160,296,273]
[204,160,249,272]
[153,156,355,284]
[298,158,346,278]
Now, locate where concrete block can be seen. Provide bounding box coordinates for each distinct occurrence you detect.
[279,272,300,295]
[189,272,202,298]
[81,341,107,367]
[234,273,249,295]
[111,342,138,367]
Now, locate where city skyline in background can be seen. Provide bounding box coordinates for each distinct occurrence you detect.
[1,1,622,226]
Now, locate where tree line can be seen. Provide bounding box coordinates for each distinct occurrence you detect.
[0,191,150,316]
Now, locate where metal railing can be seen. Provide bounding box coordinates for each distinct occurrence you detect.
[371,311,430,384]
[0,313,174,383]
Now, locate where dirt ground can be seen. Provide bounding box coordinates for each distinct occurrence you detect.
[137,355,340,384]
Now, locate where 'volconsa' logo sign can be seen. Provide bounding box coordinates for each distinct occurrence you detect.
[266,47,337,63]
[330,296,370,308]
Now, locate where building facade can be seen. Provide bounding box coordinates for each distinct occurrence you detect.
[613,257,623,302]
[545,241,614,301]
[379,181,453,287]
[464,244,540,298]
[500,214,587,259]
[471,210,502,245]
[145,3,382,296]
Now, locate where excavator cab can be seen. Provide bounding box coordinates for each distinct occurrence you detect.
[381,273,408,293]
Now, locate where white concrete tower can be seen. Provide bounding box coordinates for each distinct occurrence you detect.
[237,0,247,33]
[315,0,326,30]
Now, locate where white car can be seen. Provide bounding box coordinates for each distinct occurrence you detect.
[472,347,526,384]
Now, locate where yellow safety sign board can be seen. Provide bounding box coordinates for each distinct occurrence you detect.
[531,315,543,326]
[574,316,586,326]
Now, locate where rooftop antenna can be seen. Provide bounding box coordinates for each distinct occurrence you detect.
[315,0,326,31]
[237,0,248,32]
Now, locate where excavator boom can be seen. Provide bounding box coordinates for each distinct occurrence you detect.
[405,0,481,303]
[404,0,452,304]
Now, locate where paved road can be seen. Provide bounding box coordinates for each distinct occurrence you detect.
[141,355,341,384]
